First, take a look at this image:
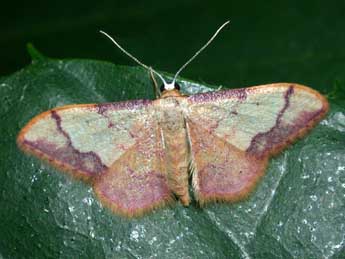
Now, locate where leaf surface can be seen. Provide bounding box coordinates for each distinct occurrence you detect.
[0,56,344,259]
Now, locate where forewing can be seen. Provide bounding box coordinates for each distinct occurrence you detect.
[17,99,153,181]
[186,83,329,203]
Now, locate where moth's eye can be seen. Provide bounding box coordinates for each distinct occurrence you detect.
[174,83,181,90]
[160,84,165,92]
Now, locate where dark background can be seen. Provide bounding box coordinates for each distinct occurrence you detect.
[1,1,345,91]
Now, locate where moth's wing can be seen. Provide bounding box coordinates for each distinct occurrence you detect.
[18,99,173,217]
[185,83,329,204]
[17,100,154,181]
[93,117,173,217]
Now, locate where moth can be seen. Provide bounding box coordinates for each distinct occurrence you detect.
[17,22,329,217]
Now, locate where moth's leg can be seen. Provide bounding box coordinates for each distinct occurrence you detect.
[149,68,161,98]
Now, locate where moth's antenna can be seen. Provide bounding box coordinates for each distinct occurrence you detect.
[99,30,168,85]
[172,20,230,85]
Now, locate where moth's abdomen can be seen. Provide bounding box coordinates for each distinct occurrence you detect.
[155,98,190,206]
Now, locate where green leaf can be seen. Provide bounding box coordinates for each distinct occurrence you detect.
[327,80,345,103]
[27,43,46,62]
[0,55,344,259]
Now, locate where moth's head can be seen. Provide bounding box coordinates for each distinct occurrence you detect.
[160,82,180,92]
[160,82,182,98]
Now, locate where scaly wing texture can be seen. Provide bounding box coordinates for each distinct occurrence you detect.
[187,121,268,205]
[186,83,329,204]
[17,100,175,216]
[93,120,173,217]
[17,99,153,180]
[17,99,173,217]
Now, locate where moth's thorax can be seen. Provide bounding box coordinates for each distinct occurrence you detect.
[160,89,185,98]
[154,97,185,129]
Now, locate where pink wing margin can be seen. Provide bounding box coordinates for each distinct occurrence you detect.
[186,83,329,204]
[17,99,173,217]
